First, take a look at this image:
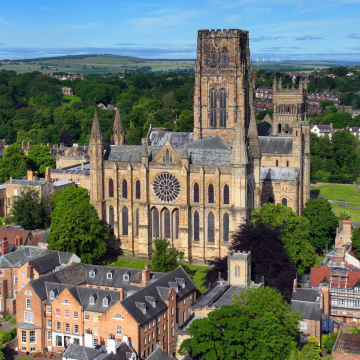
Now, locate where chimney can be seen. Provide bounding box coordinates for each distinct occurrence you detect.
[60,143,64,148]
[142,264,150,286]
[320,286,330,315]
[156,341,164,351]
[46,143,50,147]
[9,177,12,184]
[27,263,34,282]
[21,141,25,148]
[81,162,84,170]
[330,122,333,130]
[320,292,323,309]
[120,290,125,301]
[15,235,22,247]
[27,141,32,148]
[293,278,297,293]
[1,238,9,255]
[45,167,51,182]
[27,170,33,181]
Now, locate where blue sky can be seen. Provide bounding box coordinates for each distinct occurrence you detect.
[1,0,360,61]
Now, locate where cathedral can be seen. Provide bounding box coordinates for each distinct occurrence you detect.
[88,29,310,263]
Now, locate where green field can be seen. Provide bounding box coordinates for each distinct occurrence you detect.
[63,95,81,106]
[311,184,360,221]
[109,257,209,293]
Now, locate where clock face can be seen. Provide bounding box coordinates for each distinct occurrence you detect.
[153,173,180,202]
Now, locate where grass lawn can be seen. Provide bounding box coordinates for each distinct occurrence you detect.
[18,358,31,360]
[63,95,81,106]
[109,257,209,293]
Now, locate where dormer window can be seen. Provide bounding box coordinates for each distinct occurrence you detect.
[103,298,108,307]
[123,273,130,282]
[89,296,95,305]
[25,290,32,296]
[136,302,146,314]
[146,296,157,308]
[49,291,55,300]
[107,271,112,280]
[89,270,96,278]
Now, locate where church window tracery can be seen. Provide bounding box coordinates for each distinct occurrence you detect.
[207,211,215,243]
[193,183,199,203]
[152,208,159,238]
[223,212,229,243]
[153,173,180,202]
[173,209,179,240]
[220,90,226,127]
[163,149,172,163]
[161,208,171,239]
[208,184,214,204]
[109,179,114,198]
[135,208,139,237]
[210,89,217,127]
[136,180,141,199]
[221,48,229,67]
[193,211,200,241]
[223,184,229,204]
[122,206,128,235]
[122,179,128,199]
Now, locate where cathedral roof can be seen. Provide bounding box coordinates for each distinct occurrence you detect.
[259,136,293,154]
[260,167,299,181]
[257,121,273,136]
[149,130,193,147]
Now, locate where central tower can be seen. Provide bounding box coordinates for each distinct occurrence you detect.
[193,29,251,145]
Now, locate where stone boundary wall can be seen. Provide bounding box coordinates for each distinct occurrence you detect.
[311,182,356,188]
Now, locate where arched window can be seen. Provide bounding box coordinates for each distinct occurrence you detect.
[210,49,218,66]
[207,211,215,243]
[223,213,229,243]
[268,197,274,204]
[193,211,200,241]
[208,184,214,204]
[135,208,139,237]
[210,89,217,127]
[276,160,278,167]
[162,208,170,239]
[282,198,288,206]
[278,124,281,133]
[285,124,289,134]
[163,149,172,163]
[152,208,159,238]
[221,48,229,67]
[235,266,240,277]
[109,205,114,229]
[122,179,128,199]
[173,209,179,240]
[286,161,289,167]
[223,184,229,204]
[193,183,199,203]
[220,90,226,127]
[135,180,141,199]
[122,206,128,235]
[109,179,114,198]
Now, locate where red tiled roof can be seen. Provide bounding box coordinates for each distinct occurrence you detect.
[0,228,31,245]
[309,266,331,286]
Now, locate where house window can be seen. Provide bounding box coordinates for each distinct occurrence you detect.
[193,211,200,242]
[49,291,55,300]
[46,307,51,313]
[85,312,89,321]
[65,323,70,333]
[21,271,25,280]
[76,178,80,185]
[89,296,95,305]
[114,314,123,320]
[207,211,215,243]
[122,206,129,235]
[56,336,62,347]
[208,184,214,204]
[163,324,166,331]
[14,189,18,196]
[94,339,98,347]
[300,321,307,330]
[55,309,60,317]
[193,183,199,203]
[14,290,18,298]
[56,322,61,331]
[21,331,26,343]
[93,314,98,322]
[26,298,31,310]
[25,290,32,296]
[47,331,52,340]
[122,179,128,199]
[223,213,229,243]
[235,266,240,277]
[106,272,112,279]
[64,310,69,318]
[14,276,18,284]
[89,270,95,278]
[74,325,79,334]
[73,311,78,319]
[223,184,229,204]
[171,307,174,315]
[62,300,70,305]
[93,327,98,336]
[24,311,34,323]
[47,319,51,328]
[103,298,108,307]
[276,160,278,167]
[136,180,141,199]
[30,347,36,353]
[171,321,175,337]
[109,178,114,197]
[116,326,121,335]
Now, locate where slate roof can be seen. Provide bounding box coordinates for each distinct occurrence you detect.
[76,287,120,312]
[116,342,136,360]
[53,178,74,188]
[145,347,172,360]
[257,121,273,136]
[51,162,90,175]
[260,167,299,181]
[30,252,61,274]
[334,331,360,354]
[17,322,42,330]
[63,344,106,360]
[121,266,196,324]
[290,288,322,321]
[104,146,161,164]
[9,179,46,186]
[259,136,293,154]
[84,264,165,288]
[213,285,245,307]
[149,131,193,147]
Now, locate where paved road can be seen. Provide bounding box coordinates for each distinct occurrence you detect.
[328,200,360,211]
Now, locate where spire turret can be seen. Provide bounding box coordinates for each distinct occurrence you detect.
[182,142,189,159]
[112,106,125,145]
[90,106,102,141]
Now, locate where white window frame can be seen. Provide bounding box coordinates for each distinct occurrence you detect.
[65,323,70,333]
[56,322,61,331]
[14,290,18,298]
[26,298,31,310]
[62,300,70,305]
[21,272,25,280]
[73,311,78,319]
[21,330,26,343]
[300,321,308,330]
[49,291,55,300]
[0,270,4,276]
[116,326,121,335]
[55,309,60,317]
[106,272,112,279]
[64,310,69,318]
[103,298,108,307]
[85,312,89,321]
[46,307,51,314]
[93,326,98,336]
[14,276,18,284]
[47,319,51,328]
[29,330,36,344]
[74,324,79,334]
[24,311,34,324]
[89,296,95,305]
[25,290,32,296]
[89,271,95,278]
[114,314,123,320]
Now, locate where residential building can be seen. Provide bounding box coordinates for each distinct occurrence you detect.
[51,144,89,169]
[0,228,32,250]
[255,86,273,99]
[62,87,74,96]
[51,163,90,192]
[311,124,332,137]
[347,126,360,139]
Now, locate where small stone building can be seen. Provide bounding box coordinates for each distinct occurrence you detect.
[62,87,74,96]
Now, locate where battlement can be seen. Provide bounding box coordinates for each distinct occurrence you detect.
[228,250,251,260]
[198,29,249,38]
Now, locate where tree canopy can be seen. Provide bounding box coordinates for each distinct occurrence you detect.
[179,287,300,360]
[251,203,316,276]
[303,198,339,252]
[47,186,108,264]
[27,144,56,174]
[0,144,28,182]
[351,227,360,259]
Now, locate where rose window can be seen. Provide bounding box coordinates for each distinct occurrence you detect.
[153,173,180,202]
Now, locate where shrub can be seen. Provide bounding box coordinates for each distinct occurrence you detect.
[321,332,338,352]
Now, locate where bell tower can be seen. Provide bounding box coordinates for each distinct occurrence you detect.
[193,29,252,146]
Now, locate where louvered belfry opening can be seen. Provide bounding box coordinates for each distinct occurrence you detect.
[135,180,141,199]
[122,179,128,199]
[122,206,128,235]
[152,208,159,238]
[135,208,139,237]
[210,49,218,67]
[207,211,215,242]
[220,90,226,127]
[223,212,229,243]
[221,48,229,67]
[109,205,114,229]
[210,89,217,127]
[194,211,200,241]
[109,178,114,197]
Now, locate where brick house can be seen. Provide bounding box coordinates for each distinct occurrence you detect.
[16,264,196,358]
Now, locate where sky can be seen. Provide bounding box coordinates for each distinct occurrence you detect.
[1,0,360,61]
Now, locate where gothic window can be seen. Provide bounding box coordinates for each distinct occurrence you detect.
[223,184,229,204]
[278,124,282,134]
[136,180,141,199]
[173,209,179,240]
[109,206,114,229]
[208,183,214,204]
[193,211,200,241]
[210,49,218,67]
[268,197,274,204]
[207,211,215,243]
[210,89,217,127]
[122,179,128,199]
[163,149,173,163]
[282,198,288,206]
[162,208,171,239]
[220,90,226,127]
[276,160,278,167]
[152,208,159,238]
[235,266,240,277]
[287,161,289,167]
[193,183,199,203]
[122,206,128,235]
[135,208,139,237]
[285,124,289,134]
[109,179,114,198]
[223,212,229,243]
[221,48,229,67]
[153,173,180,202]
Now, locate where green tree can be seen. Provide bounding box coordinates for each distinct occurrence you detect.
[303,198,339,252]
[27,144,56,174]
[150,238,185,273]
[9,187,49,229]
[351,227,360,258]
[47,187,108,264]
[180,287,300,360]
[290,336,323,360]
[0,144,28,182]
[174,110,193,132]
[320,100,335,109]
[251,203,316,275]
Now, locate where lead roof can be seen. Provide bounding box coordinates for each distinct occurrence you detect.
[261,167,299,181]
[259,136,293,154]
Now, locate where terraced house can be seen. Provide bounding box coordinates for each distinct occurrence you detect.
[16,263,196,359]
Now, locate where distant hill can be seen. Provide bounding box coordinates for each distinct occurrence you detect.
[17,54,146,63]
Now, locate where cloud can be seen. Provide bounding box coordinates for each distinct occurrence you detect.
[115,43,139,46]
[251,36,286,42]
[260,47,286,50]
[348,33,360,39]
[290,46,301,49]
[296,35,323,40]
[348,46,360,50]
